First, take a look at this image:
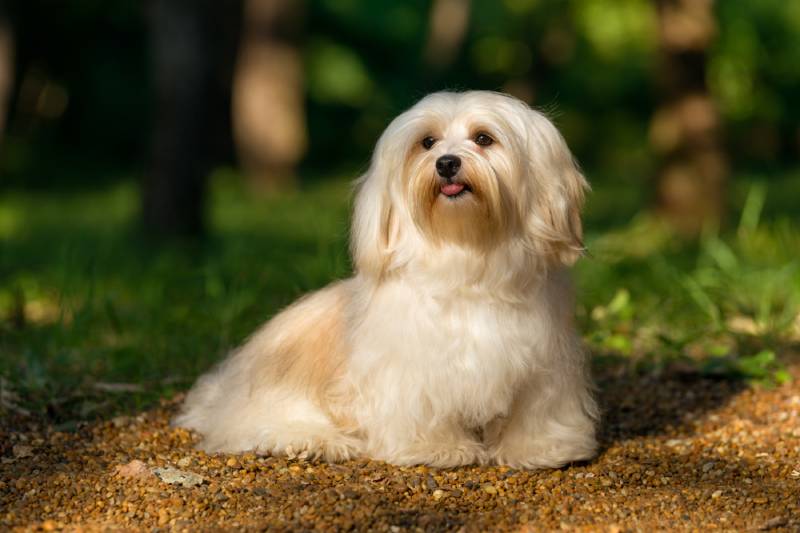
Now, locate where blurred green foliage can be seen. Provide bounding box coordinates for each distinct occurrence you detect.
[2,1,149,185]
[0,175,353,415]
[1,173,797,419]
[579,185,799,385]
[3,0,799,192]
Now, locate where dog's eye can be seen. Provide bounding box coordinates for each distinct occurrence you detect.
[474,133,494,146]
[421,136,436,150]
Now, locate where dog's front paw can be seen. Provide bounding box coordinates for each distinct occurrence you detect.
[261,432,362,463]
[383,440,487,468]
[316,435,362,462]
[489,434,596,469]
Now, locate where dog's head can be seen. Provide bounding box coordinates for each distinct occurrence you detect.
[352,91,588,277]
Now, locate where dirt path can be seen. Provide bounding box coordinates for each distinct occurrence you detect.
[2,366,799,532]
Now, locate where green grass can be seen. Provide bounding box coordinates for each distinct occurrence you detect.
[0,172,355,419]
[1,172,798,422]
[577,182,800,382]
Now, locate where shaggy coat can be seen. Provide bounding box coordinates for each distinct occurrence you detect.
[176,91,598,468]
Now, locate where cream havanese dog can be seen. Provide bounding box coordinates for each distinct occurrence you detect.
[176,90,598,468]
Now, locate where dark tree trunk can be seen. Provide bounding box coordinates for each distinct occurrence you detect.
[0,2,13,148]
[143,0,238,237]
[651,0,727,236]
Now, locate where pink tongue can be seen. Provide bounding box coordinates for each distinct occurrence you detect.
[441,183,465,196]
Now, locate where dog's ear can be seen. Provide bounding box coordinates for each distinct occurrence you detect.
[350,133,401,278]
[524,110,589,266]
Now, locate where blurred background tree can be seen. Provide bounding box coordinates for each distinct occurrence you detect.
[144,0,225,236]
[233,0,307,190]
[651,0,726,235]
[1,0,798,232]
[0,0,12,148]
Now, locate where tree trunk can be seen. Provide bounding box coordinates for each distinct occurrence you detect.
[423,0,471,69]
[232,0,306,190]
[650,0,727,236]
[143,0,218,237]
[0,3,13,148]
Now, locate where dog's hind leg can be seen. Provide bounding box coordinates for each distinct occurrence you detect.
[175,281,362,461]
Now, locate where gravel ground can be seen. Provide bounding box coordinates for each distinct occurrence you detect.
[2,364,799,532]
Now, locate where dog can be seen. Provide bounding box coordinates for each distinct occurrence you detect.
[175,90,598,468]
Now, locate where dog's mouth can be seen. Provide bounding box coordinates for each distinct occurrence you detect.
[439,181,472,199]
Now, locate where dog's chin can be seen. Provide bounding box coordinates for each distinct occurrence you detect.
[423,178,500,249]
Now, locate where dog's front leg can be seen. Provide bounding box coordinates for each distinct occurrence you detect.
[487,365,598,469]
[361,411,487,467]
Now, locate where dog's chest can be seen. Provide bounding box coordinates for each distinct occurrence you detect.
[349,281,544,424]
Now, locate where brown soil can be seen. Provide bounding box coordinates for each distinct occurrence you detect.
[2,365,799,532]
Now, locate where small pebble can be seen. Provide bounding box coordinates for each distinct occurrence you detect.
[12,445,34,459]
[152,467,204,488]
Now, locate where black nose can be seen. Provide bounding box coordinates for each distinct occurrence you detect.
[435,154,461,179]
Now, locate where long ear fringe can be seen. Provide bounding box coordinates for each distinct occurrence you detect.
[350,125,405,278]
[526,111,590,267]
[350,169,392,278]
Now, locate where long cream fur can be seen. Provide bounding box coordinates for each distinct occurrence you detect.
[175,91,598,468]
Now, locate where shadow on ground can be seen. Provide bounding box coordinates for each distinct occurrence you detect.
[595,367,747,449]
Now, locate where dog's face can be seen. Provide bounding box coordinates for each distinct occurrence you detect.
[404,94,519,249]
[352,91,588,277]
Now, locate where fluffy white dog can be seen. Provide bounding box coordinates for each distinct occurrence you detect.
[176,91,598,468]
